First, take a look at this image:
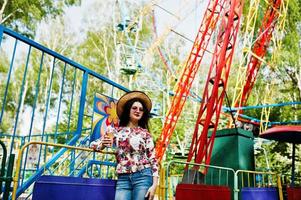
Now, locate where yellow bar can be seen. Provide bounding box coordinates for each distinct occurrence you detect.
[236,170,277,189]
[12,141,114,200]
[237,169,275,175]
[278,175,283,200]
[248,173,250,187]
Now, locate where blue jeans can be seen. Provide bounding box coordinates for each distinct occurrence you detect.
[115,168,153,200]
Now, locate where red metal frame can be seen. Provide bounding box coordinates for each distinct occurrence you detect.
[155,0,281,166]
[238,0,282,107]
[187,0,243,166]
[155,0,227,161]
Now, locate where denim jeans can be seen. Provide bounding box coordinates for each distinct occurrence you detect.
[115,168,153,200]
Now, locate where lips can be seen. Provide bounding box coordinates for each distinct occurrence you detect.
[134,113,141,117]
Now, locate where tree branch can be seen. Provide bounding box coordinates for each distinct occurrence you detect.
[1,8,23,24]
[296,67,301,100]
[285,67,298,85]
[0,0,8,19]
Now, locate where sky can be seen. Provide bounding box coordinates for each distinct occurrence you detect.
[5,0,207,135]
[63,0,206,50]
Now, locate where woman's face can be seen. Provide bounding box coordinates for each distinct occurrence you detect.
[129,101,144,123]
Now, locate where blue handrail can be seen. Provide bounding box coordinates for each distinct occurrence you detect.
[1,26,130,92]
[0,25,128,199]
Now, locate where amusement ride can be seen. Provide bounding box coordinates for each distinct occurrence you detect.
[0,0,300,199]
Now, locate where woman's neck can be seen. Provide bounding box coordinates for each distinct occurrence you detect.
[127,121,138,128]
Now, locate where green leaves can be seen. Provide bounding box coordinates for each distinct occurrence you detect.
[0,0,81,38]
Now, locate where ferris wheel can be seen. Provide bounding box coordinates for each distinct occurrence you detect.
[110,0,206,115]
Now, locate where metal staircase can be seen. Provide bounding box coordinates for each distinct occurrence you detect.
[0,25,127,199]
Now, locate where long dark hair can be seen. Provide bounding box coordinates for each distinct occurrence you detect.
[119,98,150,130]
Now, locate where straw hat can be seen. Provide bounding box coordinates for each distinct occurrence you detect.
[117,91,152,118]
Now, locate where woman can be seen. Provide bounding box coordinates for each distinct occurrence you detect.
[91,91,159,200]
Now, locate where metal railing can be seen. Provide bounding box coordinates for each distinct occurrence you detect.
[164,160,236,200]
[281,173,301,187]
[235,169,281,200]
[0,25,129,198]
[162,161,286,200]
[0,25,129,154]
[12,141,116,200]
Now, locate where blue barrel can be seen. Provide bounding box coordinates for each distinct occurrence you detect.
[241,187,279,200]
[32,175,116,200]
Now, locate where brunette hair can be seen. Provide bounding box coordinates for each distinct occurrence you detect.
[119,98,150,129]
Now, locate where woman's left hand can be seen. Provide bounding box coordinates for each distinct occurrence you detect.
[145,185,157,200]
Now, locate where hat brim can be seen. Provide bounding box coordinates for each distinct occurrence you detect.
[117,91,152,118]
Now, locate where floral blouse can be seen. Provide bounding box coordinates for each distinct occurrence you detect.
[110,126,159,177]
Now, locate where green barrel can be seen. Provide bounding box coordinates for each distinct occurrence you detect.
[205,128,255,198]
[209,128,254,171]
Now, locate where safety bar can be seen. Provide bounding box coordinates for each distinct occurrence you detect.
[165,160,236,200]
[235,169,282,200]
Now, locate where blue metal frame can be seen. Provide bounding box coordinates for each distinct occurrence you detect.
[223,101,301,126]
[16,134,80,197]
[223,101,301,112]
[0,26,4,46]
[54,62,67,145]
[76,71,88,136]
[67,69,77,132]
[0,25,131,199]
[41,57,56,140]
[18,46,32,185]
[1,26,129,92]
[0,39,17,126]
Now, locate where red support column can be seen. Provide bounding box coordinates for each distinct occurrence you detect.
[155,0,227,161]
[187,0,243,169]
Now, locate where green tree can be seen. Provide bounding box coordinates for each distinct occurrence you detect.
[0,0,81,37]
[254,0,301,180]
[274,0,301,101]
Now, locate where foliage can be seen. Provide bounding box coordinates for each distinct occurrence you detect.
[231,0,301,179]
[0,0,81,38]
[274,0,301,101]
[255,141,301,181]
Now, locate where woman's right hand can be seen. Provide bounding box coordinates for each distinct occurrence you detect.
[90,131,113,151]
[101,134,113,147]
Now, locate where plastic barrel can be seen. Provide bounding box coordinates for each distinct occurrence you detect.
[241,187,278,200]
[32,175,116,200]
[175,183,231,200]
[287,187,301,200]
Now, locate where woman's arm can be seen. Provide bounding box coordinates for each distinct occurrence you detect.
[152,176,158,187]
[145,176,158,200]
[144,130,160,200]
